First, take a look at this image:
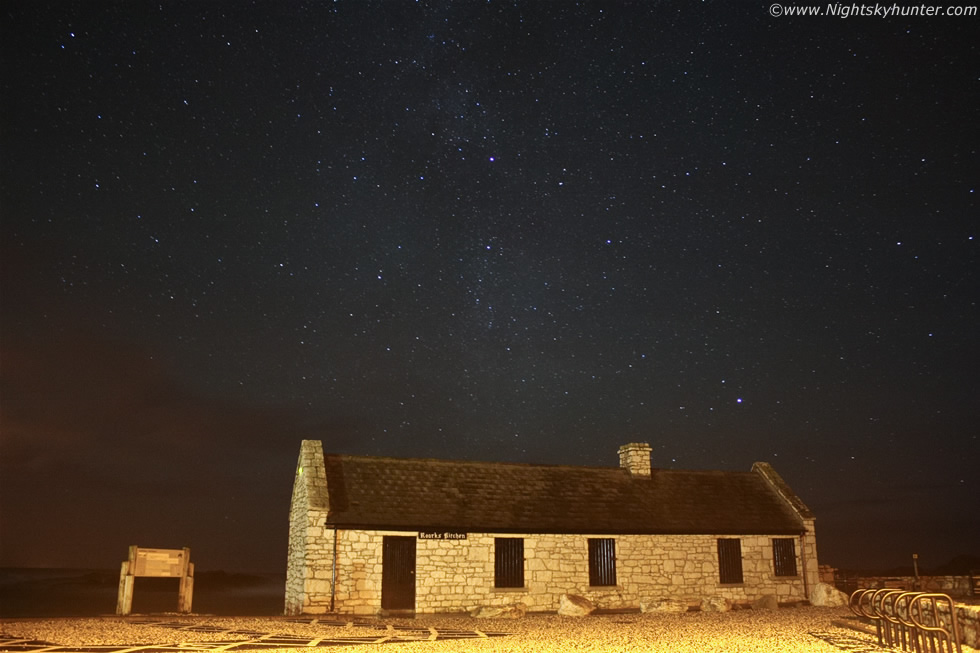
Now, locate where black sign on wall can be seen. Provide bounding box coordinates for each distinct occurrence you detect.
[418,531,468,540]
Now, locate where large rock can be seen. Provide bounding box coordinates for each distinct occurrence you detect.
[640,598,689,613]
[752,594,779,610]
[558,593,595,617]
[700,596,732,612]
[811,582,849,607]
[470,602,527,619]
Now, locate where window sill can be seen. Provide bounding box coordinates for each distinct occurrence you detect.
[493,586,528,593]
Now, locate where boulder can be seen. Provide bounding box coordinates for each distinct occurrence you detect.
[810,582,849,607]
[640,598,690,613]
[752,594,779,611]
[700,596,732,612]
[470,602,527,619]
[558,593,595,617]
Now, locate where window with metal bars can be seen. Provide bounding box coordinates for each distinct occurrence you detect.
[772,538,798,577]
[717,538,743,584]
[494,538,524,588]
[588,538,617,586]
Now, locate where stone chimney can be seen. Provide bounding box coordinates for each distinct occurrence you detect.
[618,442,652,477]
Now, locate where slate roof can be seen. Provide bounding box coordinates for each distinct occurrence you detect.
[313,451,807,535]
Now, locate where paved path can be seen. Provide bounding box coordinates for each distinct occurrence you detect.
[0,616,902,652]
[810,630,899,652]
[0,617,511,652]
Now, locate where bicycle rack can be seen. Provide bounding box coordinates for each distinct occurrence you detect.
[848,588,962,653]
[909,593,962,653]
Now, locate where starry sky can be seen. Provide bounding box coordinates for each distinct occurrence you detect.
[1,2,977,574]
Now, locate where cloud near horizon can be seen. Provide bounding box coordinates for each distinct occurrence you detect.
[0,330,340,571]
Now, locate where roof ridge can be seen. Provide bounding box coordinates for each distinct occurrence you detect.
[332,452,618,471]
[328,451,760,476]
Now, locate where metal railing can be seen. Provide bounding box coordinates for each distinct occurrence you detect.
[849,588,962,653]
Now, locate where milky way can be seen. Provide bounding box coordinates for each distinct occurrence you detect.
[1,2,976,572]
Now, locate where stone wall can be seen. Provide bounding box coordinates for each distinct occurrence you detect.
[293,528,818,616]
[830,572,974,598]
[818,564,836,584]
[284,441,331,615]
[958,603,980,648]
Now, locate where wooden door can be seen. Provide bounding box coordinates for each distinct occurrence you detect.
[381,536,415,611]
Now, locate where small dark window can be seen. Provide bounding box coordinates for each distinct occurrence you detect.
[717,538,743,584]
[772,538,798,577]
[494,538,524,588]
[588,538,617,586]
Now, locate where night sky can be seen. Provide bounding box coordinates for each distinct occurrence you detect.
[1,2,977,575]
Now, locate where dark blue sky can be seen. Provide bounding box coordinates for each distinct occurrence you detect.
[1,1,976,573]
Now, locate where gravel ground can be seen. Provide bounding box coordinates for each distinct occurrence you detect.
[2,607,977,653]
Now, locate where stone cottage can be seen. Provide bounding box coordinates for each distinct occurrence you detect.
[285,440,818,616]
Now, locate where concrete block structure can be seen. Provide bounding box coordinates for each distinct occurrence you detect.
[285,441,818,616]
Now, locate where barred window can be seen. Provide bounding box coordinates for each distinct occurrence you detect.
[588,538,617,586]
[494,538,524,588]
[717,538,743,584]
[772,538,798,577]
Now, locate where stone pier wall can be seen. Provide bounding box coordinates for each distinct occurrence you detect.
[957,603,980,648]
[827,571,975,598]
[856,574,974,596]
[291,528,817,616]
